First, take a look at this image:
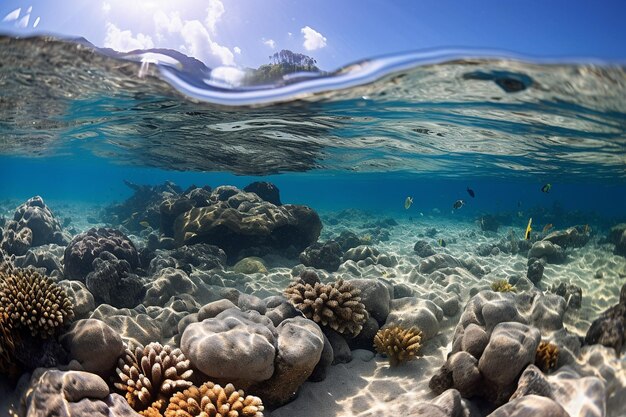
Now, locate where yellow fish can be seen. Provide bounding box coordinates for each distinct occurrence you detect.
[404,196,414,210]
[139,221,150,228]
[525,218,532,240]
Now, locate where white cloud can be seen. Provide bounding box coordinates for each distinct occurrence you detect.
[210,66,246,87]
[180,20,234,66]
[102,2,111,14]
[152,10,234,66]
[233,46,241,54]
[287,32,292,38]
[205,0,224,34]
[16,13,30,28]
[33,16,40,28]
[263,39,276,49]
[104,22,154,52]
[301,26,327,51]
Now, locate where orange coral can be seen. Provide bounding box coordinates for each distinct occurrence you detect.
[535,341,559,372]
[374,326,422,366]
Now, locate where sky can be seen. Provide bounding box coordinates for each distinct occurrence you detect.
[1,0,625,71]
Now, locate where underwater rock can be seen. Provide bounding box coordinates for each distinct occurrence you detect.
[349,278,391,325]
[21,369,136,417]
[309,333,334,382]
[11,196,67,247]
[530,293,566,332]
[584,282,626,354]
[58,280,96,319]
[299,240,343,272]
[63,227,139,281]
[414,240,436,257]
[232,256,268,274]
[12,243,64,276]
[60,319,124,376]
[509,364,606,417]
[343,245,397,267]
[527,241,566,264]
[85,251,145,308]
[248,316,324,407]
[173,187,321,261]
[264,296,301,327]
[333,230,364,251]
[181,307,277,381]
[385,297,443,341]
[102,180,183,233]
[243,181,282,205]
[325,328,352,364]
[0,222,32,256]
[476,243,496,257]
[90,300,197,346]
[526,258,544,284]
[237,293,267,315]
[160,196,196,237]
[144,267,196,306]
[543,226,590,249]
[549,281,582,310]
[418,254,463,274]
[608,223,626,257]
[147,244,227,276]
[487,395,568,417]
[478,214,501,232]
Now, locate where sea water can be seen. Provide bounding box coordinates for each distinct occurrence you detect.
[1,35,626,416]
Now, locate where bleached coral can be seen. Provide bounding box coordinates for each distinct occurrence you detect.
[284,274,367,336]
[114,342,193,414]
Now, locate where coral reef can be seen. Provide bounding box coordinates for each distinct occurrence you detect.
[114,342,193,414]
[535,341,559,372]
[173,186,321,260]
[165,382,264,417]
[0,266,74,338]
[284,274,367,336]
[373,325,422,366]
[63,227,140,280]
[491,279,516,293]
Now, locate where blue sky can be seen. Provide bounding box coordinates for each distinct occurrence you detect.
[1,0,625,71]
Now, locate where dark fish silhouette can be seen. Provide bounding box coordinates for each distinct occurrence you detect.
[438,238,446,247]
[541,183,552,193]
[453,200,465,210]
[466,187,475,198]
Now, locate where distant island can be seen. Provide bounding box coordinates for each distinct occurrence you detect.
[244,49,324,85]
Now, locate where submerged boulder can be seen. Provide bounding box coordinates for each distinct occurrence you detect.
[243,181,282,205]
[299,240,343,272]
[173,187,321,261]
[63,227,139,281]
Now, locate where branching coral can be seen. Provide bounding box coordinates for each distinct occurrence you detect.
[491,279,516,293]
[114,342,193,414]
[535,341,559,372]
[374,326,422,366]
[0,266,74,338]
[165,382,264,417]
[0,310,19,377]
[284,274,367,336]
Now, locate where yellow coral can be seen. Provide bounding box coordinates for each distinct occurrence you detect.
[165,382,264,417]
[284,276,367,336]
[374,326,422,366]
[535,341,559,372]
[491,279,516,293]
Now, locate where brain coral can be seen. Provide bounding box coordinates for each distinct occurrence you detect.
[114,342,193,414]
[374,326,422,366]
[284,275,367,336]
[164,382,264,417]
[0,266,74,338]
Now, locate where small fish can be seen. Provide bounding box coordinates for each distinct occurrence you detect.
[525,217,533,240]
[542,223,553,233]
[131,212,140,218]
[438,238,447,247]
[583,224,591,234]
[404,196,414,210]
[541,183,552,193]
[466,187,475,198]
[517,211,524,218]
[453,199,465,210]
[139,221,150,228]
[419,212,424,217]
